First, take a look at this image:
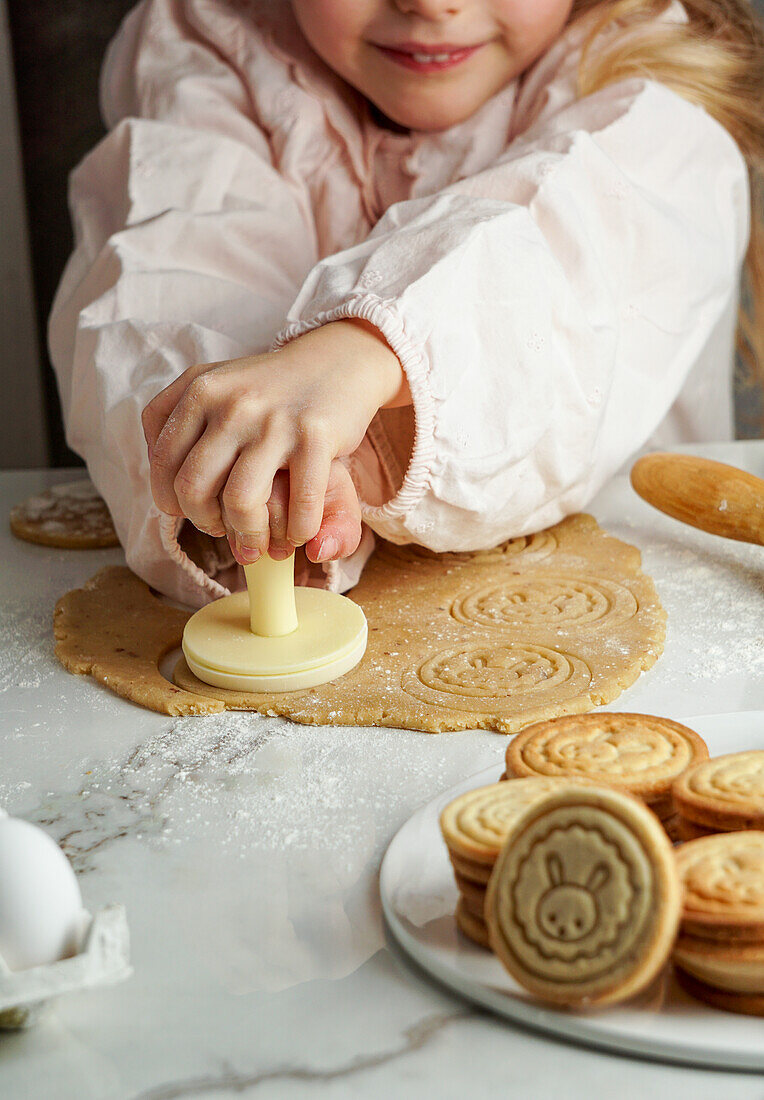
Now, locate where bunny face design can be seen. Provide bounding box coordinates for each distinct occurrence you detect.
[535,854,611,942]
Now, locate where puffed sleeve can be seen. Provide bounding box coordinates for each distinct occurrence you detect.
[275,77,749,551]
[48,0,318,604]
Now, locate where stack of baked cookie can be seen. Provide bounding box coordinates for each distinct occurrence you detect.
[439,778,577,947]
[503,713,709,840]
[672,751,764,840]
[673,831,764,1015]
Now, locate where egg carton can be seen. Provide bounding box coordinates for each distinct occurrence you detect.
[0,904,132,1029]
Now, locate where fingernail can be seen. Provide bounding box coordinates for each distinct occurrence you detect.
[315,536,339,562]
[237,539,261,564]
[268,546,292,562]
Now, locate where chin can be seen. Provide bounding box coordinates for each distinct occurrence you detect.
[374,95,484,133]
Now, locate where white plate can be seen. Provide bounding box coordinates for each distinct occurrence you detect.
[381,713,764,1070]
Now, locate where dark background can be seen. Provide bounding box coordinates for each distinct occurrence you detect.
[7,0,763,466]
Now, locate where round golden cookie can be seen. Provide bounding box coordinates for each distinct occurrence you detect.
[440,778,578,865]
[674,831,764,941]
[673,933,764,994]
[449,852,493,886]
[10,479,119,549]
[454,897,490,949]
[672,751,764,832]
[506,713,708,804]
[485,784,682,1007]
[675,966,764,1017]
[454,872,486,915]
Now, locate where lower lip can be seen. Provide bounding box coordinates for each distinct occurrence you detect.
[374,44,483,74]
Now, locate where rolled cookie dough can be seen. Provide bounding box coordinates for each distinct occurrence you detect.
[11,480,118,549]
[176,513,665,732]
[55,514,666,732]
[54,567,222,716]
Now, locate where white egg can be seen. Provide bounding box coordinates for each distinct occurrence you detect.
[0,817,84,971]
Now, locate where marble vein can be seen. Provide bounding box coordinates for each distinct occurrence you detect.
[130,1010,474,1099]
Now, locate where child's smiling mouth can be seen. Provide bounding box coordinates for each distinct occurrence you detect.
[371,41,487,74]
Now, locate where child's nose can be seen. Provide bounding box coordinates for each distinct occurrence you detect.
[393,0,462,19]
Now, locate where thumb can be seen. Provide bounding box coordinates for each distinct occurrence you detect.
[305,460,362,563]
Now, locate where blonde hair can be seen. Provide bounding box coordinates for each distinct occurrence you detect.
[569,0,764,407]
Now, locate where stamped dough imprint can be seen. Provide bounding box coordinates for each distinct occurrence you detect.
[402,642,592,713]
[377,530,558,568]
[451,575,638,631]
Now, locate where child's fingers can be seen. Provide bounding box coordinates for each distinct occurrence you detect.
[173,429,237,537]
[150,422,208,517]
[305,461,362,564]
[149,381,217,514]
[221,435,289,563]
[287,442,333,547]
[141,362,217,453]
[266,470,292,561]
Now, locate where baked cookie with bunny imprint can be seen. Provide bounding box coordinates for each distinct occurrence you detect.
[674,832,764,941]
[672,751,764,832]
[485,784,681,1006]
[506,712,708,820]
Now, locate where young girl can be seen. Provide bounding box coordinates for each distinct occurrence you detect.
[49,0,763,607]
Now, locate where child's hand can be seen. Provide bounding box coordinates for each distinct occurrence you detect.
[142,320,406,563]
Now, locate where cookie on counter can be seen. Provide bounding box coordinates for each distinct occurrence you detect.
[672,751,764,834]
[505,712,708,830]
[10,480,118,549]
[485,784,681,1006]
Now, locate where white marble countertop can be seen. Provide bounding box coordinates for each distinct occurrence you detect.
[1,442,763,1099]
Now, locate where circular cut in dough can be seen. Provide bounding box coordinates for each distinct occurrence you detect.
[182,588,367,692]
